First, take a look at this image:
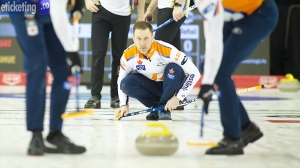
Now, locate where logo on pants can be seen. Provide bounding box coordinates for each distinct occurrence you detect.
[167,68,175,80]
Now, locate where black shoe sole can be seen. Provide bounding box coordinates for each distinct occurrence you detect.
[28,153,44,156]
[84,104,100,109]
[45,148,86,154]
[205,150,244,155]
[110,105,120,108]
[27,151,44,156]
[244,132,263,146]
[158,117,172,120]
[146,117,158,120]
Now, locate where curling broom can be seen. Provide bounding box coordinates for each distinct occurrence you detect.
[61,11,94,119]
[186,84,264,147]
[117,85,264,120]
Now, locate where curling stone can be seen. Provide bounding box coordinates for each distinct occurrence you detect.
[135,123,178,156]
[277,74,300,92]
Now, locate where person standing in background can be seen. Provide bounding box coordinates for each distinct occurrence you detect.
[8,0,86,155]
[195,0,278,155]
[84,0,145,109]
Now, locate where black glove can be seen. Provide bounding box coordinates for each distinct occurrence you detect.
[66,52,82,74]
[197,84,214,114]
[70,0,84,19]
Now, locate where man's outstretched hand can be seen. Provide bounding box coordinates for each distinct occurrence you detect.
[114,105,129,120]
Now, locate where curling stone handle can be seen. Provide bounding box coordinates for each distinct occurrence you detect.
[142,123,172,136]
[286,73,294,79]
[281,73,299,82]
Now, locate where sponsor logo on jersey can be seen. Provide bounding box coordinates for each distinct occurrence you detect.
[175,51,180,61]
[136,60,146,70]
[156,58,166,66]
[181,56,188,65]
[168,68,175,80]
[182,74,195,91]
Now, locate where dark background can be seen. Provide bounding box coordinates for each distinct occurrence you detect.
[0,4,274,85]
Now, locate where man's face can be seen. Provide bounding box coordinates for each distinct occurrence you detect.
[133,28,154,55]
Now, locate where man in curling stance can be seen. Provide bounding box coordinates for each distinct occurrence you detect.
[114,21,200,120]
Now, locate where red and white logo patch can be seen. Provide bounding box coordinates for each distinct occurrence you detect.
[259,76,278,88]
[2,74,21,86]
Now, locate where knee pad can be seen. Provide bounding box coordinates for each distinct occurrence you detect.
[120,74,138,95]
[164,63,185,80]
[120,82,128,94]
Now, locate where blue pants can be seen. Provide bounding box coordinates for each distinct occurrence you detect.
[215,0,278,139]
[120,63,186,107]
[9,14,71,131]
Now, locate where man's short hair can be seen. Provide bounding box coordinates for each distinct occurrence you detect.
[133,21,153,34]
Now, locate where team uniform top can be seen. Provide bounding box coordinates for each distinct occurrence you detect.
[49,0,133,53]
[223,0,263,15]
[198,0,264,85]
[118,40,200,106]
[99,0,134,16]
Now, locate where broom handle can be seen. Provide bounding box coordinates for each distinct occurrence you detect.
[73,12,81,111]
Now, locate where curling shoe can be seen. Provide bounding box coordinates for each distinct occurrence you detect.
[45,131,86,154]
[148,101,172,120]
[205,137,244,155]
[158,109,172,120]
[27,131,46,156]
[146,101,163,120]
[84,96,100,109]
[242,122,263,146]
[110,96,120,108]
[146,111,159,120]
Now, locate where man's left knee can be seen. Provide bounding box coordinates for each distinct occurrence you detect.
[164,63,185,79]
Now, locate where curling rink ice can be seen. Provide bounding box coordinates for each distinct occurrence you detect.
[0,85,300,168]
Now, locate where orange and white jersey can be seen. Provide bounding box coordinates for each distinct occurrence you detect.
[196,0,263,21]
[223,0,263,21]
[118,40,201,106]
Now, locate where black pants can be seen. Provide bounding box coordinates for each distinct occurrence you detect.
[155,8,186,50]
[91,6,131,99]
